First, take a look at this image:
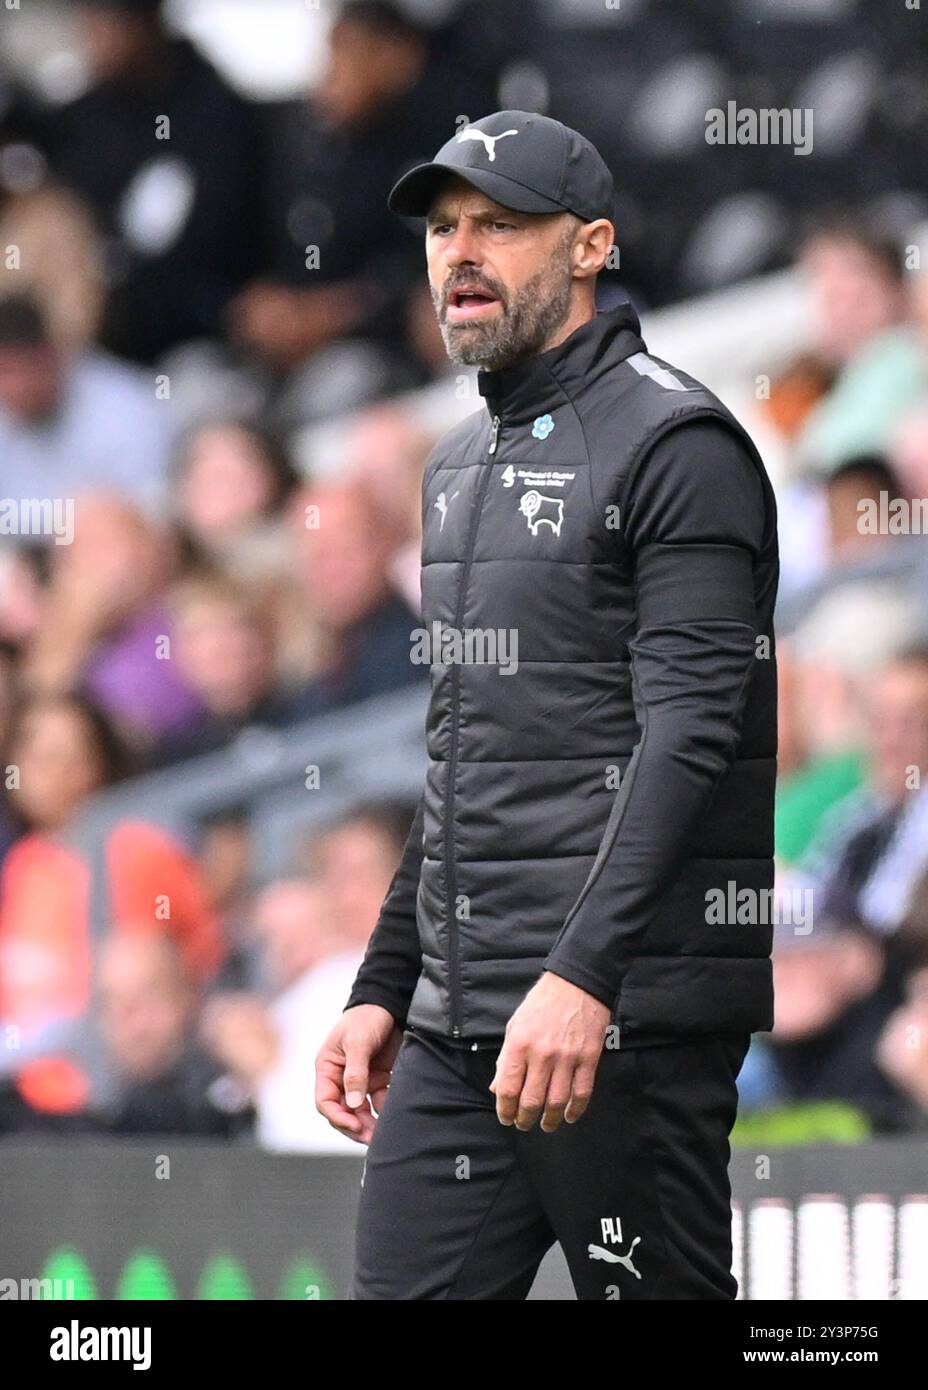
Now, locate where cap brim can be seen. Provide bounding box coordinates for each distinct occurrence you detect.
[388,162,569,219]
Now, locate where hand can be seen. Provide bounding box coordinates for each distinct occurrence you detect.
[200,993,279,1086]
[315,1004,402,1145]
[229,283,361,368]
[491,973,610,1133]
[877,1003,928,1109]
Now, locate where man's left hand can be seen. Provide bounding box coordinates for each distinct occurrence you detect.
[490,973,610,1133]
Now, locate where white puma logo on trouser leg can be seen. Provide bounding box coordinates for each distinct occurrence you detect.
[587,1237,641,1278]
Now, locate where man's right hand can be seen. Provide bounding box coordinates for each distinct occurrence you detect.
[315,1004,403,1145]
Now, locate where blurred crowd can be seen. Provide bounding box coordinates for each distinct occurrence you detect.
[0,0,928,1149]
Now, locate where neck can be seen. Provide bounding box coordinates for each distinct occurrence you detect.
[537,297,597,357]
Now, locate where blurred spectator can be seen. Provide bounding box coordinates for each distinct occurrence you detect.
[196,809,255,992]
[173,420,298,584]
[766,920,912,1133]
[823,454,906,565]
[773,587,920,870]
[200,877,330,1149]
[810,650,928,955]
[0,76,104,349]
[203,801,414,1153]
[890,400,928,498]
[22,495,203,743]
[50,0,263,364]
[98,932,251,1137]
[0,294,171,518]
[229,0,491,401]
[893,858,928,976]
[348,403,432,543]
[343,402,434,611]
[250,878,336,994]
[795,222,928,473]
[151,572,292,768]
[0,646,20,868]
[280,479,424,717]
[0,691,222,1123]
[0,547,48,654]
[877,967,928,1124]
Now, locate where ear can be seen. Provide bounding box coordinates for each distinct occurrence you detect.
[573,219,615,279]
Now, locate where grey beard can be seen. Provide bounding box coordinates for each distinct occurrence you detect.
[433,260,573,370]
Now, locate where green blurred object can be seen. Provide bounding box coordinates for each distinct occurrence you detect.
[733,1100,871,1147]
[116,1249,178,1300]
[196,1253,255,1300]
[33,1246,335,1299]
[39,1247,97,1300]
[774,749,864,866]
[798,326,928,474]
[277,1258,333,1301]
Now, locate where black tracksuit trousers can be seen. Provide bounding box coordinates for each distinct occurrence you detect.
[350,1027,750,1301]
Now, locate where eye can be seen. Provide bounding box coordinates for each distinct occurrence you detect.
[430,223,454,236]
[491,221,515,232]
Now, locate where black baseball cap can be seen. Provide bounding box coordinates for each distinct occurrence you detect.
[388,110,615,225]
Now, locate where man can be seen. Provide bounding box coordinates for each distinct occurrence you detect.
[52,0,262,363]
[815,648,928,946]
[795,221,927,473]
[152,573,288,768]
[316,111,779,1300]
[0,294,169,518]
[231,0,492,381]
[279,479,427,719]
[0,77,104,350]
[205,803,416,1155]
[98,932,249,1139]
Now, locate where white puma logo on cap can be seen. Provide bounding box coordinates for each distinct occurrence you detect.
[456,127,519,162]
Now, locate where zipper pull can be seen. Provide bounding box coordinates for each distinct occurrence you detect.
[488,414,500,456]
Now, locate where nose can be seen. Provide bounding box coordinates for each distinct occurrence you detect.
[443,222,482,272]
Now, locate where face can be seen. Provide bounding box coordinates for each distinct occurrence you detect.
[316,20,422,127]
[178,426,278,543]
[252,880,333,989]
[826,471,889,559]
[802,234,902,365]
[173,598,272,714]
[53,497,168,620]
[293,486,391,631]
[98,936,193,1081]
[0,346,60,421]
[348,407,433,540]
[11,702,107,831]
[866,660,928,804]
[311,821,399,947]
[426,180,581,369]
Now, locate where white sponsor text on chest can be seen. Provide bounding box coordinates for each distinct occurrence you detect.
[501,466,576,488]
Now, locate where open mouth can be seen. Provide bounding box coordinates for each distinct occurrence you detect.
[446,285,501,323]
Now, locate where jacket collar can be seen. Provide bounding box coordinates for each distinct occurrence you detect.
[476,301,645,423]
